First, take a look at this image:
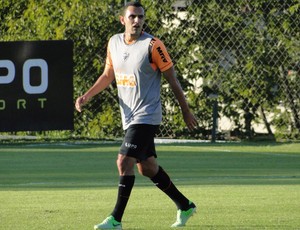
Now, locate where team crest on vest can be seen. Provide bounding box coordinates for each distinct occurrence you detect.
[123,52,129,61]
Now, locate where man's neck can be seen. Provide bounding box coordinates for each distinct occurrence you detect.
[124,32,142,44]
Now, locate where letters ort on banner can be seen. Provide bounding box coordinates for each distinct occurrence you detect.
[0,40,73,132]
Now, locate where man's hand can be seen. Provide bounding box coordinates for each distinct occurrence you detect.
[183,110,198,131]
[75,96,89,112]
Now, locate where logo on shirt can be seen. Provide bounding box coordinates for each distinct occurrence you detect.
[123,52,130,61]
[115,73,137,87]
[156,46,168,63]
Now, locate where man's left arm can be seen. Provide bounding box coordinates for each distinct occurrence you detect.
[163,66,198,131]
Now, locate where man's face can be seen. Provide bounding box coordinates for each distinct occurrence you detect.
[121,6,145,37]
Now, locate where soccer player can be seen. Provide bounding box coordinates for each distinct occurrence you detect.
[75,1,198,229]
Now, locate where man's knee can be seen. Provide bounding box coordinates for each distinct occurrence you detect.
[138,167,155,177]
[137,159,159,178]
[116,154,136,176]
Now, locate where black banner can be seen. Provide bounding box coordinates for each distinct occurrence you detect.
[0,40,73,132]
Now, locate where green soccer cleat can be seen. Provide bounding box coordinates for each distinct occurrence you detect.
[94,215,122,229]
[171,202,196,227]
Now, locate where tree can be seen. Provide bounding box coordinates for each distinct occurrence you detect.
[1,0,299,140]
[165,0,300,139]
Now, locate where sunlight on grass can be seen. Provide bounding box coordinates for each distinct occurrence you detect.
[1,143,300,229]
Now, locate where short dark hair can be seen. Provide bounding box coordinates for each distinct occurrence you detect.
[122,1,145,16]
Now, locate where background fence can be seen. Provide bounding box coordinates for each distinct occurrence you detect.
[1,0,300,141]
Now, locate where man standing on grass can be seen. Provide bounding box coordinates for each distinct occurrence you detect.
[75,1,198,229]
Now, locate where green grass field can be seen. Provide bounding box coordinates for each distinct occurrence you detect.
[0,142,300,229]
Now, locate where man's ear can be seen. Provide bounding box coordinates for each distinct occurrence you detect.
[120,16,125,25]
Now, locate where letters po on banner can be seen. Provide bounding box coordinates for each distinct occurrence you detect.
[0,40,73,132]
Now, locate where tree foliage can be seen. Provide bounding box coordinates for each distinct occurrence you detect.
[167,0,300,139]
[1,0,299,140]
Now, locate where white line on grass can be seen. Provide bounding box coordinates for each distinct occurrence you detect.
[201,148,300,157]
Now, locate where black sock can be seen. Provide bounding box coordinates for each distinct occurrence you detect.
[151,166,190,210]
[111,175,135,222]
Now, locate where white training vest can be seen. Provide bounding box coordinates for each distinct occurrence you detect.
[108,32,162,130]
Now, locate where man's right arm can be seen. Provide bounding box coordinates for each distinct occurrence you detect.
[75,65,115,112]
